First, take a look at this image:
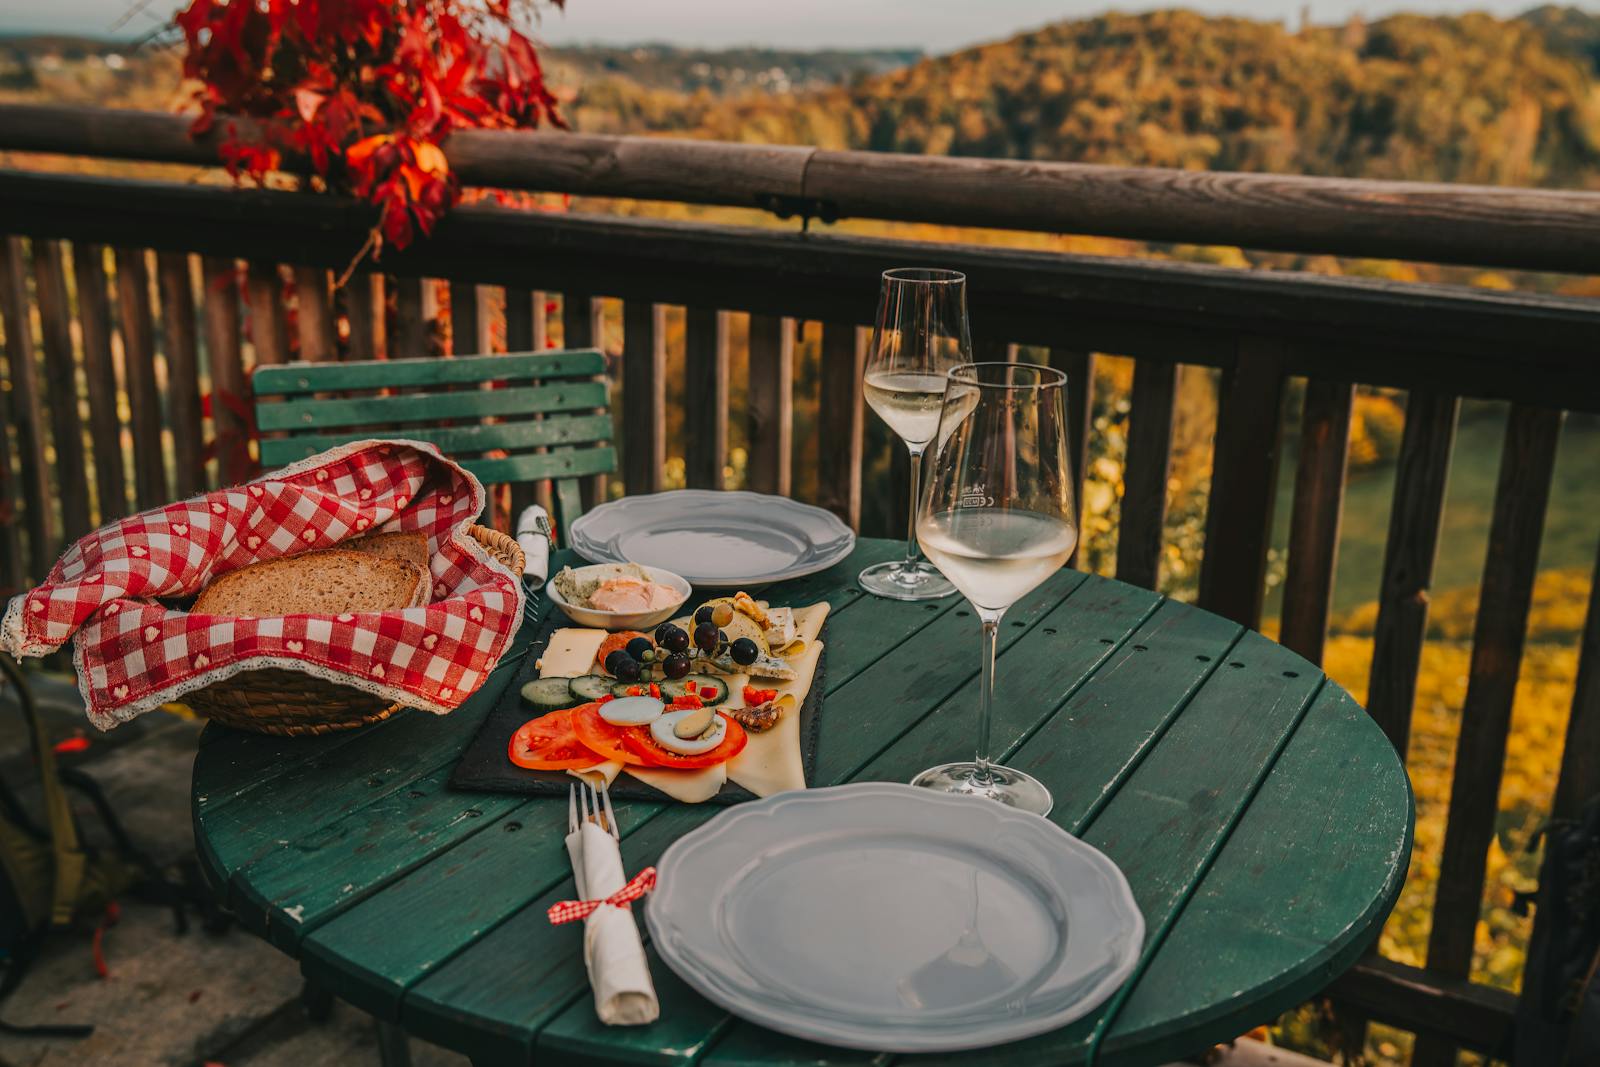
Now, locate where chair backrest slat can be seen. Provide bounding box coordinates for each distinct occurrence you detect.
[464,446,617,488]
[258,414,614,469]
[253,349,605,393]
[256,380,608,432]
[253,348,615,538]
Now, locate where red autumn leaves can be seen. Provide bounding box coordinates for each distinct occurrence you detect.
[176,0,566,251]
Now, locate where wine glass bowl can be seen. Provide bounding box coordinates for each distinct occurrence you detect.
[910,362,1077,815]
[857,268,968,602]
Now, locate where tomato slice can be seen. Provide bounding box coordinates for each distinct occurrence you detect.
[508,708,596,770]
[596,631,647,673]
[622,713,748,769]
[571,702,649,766]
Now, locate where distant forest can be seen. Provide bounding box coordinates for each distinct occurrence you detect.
[566,7,1600,190]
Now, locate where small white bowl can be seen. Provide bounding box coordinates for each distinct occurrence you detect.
[545,562,692,631]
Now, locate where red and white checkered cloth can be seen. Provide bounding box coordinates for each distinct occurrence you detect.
[0,440,524,731]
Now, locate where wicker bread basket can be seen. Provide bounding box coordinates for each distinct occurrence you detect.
[181,525,525,737]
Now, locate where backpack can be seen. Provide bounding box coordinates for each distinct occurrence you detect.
[0,654,152,1038]
[1515,793,1600,1067]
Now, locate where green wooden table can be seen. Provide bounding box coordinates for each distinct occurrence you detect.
[191,540,1413,1066]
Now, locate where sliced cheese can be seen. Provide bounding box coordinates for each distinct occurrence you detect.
[793,602,829,646]
[538,628,607,678]
[624,762,727,803]
[727,636,823,798]
[568,760,623,788]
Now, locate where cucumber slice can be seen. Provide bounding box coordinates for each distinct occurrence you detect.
[521,677,580,712]
[659,674,729,706]
[568,675,613,702]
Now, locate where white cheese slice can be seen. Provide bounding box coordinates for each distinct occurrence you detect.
[538,628,607,678]
[625,762,727,803]
[727,635,824,798]
[568,761,623,788]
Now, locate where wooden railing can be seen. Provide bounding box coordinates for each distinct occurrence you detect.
[3,104,1599,1065]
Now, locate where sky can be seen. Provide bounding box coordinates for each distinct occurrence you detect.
[0,0,1551,48]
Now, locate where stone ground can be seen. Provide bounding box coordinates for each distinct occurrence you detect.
[1,668,1327,1067]
[0,669,469,1067]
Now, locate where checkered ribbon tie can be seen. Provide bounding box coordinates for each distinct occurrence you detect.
[547,867,657,925]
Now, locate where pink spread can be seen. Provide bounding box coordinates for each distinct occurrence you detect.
[588,578,678,613]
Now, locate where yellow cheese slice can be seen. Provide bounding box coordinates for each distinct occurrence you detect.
[568,761,623,788]
[625,762,727,803]
[538,628,607,678]
[726,638,822,798]
[794,603,829,645]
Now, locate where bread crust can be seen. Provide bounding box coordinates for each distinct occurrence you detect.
[193,549,428,616]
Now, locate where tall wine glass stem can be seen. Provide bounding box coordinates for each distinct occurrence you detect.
[974,607,1003,785]
[903,446,925,567]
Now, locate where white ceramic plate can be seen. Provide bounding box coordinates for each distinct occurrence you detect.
[569,490,856,588]
[646,782,1145,1052]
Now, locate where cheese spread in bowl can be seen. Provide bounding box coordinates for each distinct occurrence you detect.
[547,562,691,630]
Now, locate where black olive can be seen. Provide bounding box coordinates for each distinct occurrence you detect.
[729,637,760,666]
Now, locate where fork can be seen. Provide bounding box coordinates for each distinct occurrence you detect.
[577,778,621,841]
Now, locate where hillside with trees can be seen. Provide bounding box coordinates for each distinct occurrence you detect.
[570,9,1600,189]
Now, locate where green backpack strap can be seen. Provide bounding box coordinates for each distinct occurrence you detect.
[0,656,87,928]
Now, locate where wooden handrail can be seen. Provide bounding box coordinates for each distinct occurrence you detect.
[4,103,1600,273]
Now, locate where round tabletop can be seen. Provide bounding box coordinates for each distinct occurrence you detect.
[191,540,1413,1067]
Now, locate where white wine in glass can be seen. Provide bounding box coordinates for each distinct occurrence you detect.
[862,370,949,445]
[858,268,968,602]
[911,362,1078,815]
[917,509,1077,613]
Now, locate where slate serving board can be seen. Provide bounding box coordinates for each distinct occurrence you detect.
[450,604,827,804]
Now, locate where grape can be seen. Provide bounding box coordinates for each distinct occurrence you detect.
[662,652,691,679]
[604,649,630,675]
[625,636,654,662]
[693,622,720,652]
[694,605,715,626]
[655,623,689,652]
[728,637,760,666]
[612,655,642,682]
[711,603,734,627]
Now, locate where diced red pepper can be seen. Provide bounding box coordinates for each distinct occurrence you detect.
[649,682,661,699]
[597,693,614,704]
[671,694,704,710]
[685,680,698,695]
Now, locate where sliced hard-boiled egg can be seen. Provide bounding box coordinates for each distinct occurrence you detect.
[650,709,727,755]
[600,695,666,726]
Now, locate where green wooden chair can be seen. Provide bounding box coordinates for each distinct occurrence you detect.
[251,349,615,541]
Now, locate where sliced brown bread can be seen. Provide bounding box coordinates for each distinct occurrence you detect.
[194,550,427,616]
[346,530,430,573]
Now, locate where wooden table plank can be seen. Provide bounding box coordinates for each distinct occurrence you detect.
[309,794,659,1021]
[540,945,740,1067]
[1099,685,1411,1064]
[198,691,507,905]
[811,569,1086,786]
[233,763,532,951]
[851,576,1161,788]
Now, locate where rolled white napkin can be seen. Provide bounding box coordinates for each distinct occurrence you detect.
[515,505,552,588]
[577,821,659,1025]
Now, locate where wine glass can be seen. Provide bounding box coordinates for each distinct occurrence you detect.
[911,362,1078,815]
[858,268,964,601]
